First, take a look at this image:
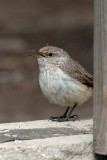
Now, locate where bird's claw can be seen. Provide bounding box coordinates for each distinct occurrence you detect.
[49,115,79,122]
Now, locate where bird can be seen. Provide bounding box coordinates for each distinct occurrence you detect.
[30,46,93,122]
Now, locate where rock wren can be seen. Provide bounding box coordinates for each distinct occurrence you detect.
[30,46,93,122]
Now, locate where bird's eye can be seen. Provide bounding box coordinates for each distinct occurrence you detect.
[48,53,53,57]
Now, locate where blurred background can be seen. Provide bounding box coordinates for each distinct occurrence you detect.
[0,0,93,123]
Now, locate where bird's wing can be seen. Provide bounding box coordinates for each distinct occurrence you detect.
[59,58,93,88]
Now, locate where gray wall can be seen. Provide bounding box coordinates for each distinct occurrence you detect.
[0,0,93,122]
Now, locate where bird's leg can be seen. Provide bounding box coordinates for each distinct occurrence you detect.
[50,106,70,121]
[60,106,70,118]
[66,103,79,121]
[58,104,78,122]
[50,104,78,122]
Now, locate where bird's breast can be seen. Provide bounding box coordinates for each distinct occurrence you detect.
[39,67,92,106]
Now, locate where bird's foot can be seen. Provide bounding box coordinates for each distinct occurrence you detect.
[49,115,79,122]
[49,115,66,121]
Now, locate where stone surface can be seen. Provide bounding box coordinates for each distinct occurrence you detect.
[0,135,93,160]
[0,118,92,143]
[0,118,94,160]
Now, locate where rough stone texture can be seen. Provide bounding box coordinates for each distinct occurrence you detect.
[0,135,93,160]
[0,118,95,160]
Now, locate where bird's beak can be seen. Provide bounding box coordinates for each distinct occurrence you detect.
[26,50,45,58]
[37,52,45,58]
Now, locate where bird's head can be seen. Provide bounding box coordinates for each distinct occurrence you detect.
[32,46,70,68]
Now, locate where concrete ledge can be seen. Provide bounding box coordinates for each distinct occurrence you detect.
[0,118,94,160]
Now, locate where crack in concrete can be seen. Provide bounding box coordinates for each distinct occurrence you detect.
[0,127,90,143]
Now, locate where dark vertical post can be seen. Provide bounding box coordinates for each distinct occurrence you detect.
[94,0,107,155]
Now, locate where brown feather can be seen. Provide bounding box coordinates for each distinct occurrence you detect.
[59,57,93,88]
